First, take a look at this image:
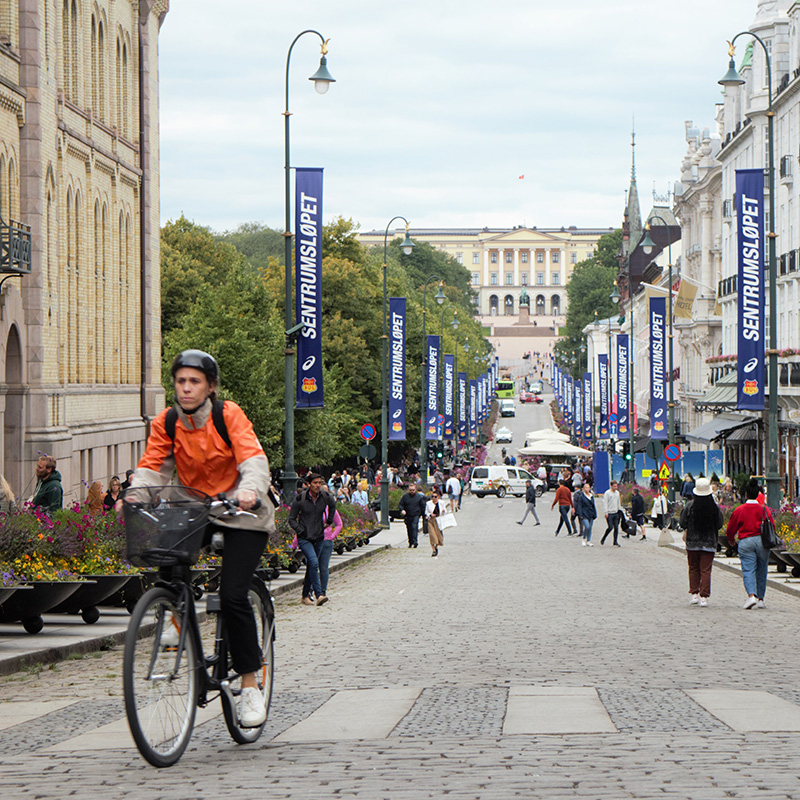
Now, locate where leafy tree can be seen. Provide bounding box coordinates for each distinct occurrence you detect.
[217,222,284,271]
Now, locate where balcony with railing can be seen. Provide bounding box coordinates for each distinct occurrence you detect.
[0,215,31,276]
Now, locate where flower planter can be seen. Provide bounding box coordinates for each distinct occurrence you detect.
[49,574,133,624]
[769,549,788,573]
[0,585,32,607]
[778,550,800,578]
[0,581,86,634]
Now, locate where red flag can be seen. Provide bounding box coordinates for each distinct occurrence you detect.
[518,174,525,180]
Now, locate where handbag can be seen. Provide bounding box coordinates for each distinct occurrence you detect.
[760,507,782,550]
[438,512,458,530]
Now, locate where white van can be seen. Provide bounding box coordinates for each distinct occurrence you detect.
[469,465,544,498]
[499,399,516,417]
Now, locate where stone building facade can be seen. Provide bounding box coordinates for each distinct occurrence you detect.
[0,0,167,502]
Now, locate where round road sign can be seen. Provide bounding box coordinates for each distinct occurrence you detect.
[664,443,682,462]
[360,423,376,442]
[609,413,618,424]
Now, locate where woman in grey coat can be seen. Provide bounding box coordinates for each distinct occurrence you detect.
[679,477,723,607]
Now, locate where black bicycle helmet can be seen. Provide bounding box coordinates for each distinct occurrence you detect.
[171,349,219,383]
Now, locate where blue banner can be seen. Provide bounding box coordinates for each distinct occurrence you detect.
[736,168,766,410]
[469,379,477,437]
[617,333,629,436]
[598,354,609,439]
[443,354,455,439]
[649,295,668,439]
[388,297,406,441]
[458,371,467,440]
[583,372,592,440]
[609,336,617,439]
[574,378,582,439]
[425,335,439,440]
[295,167,324,408]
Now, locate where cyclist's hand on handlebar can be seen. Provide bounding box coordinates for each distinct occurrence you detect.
[235,489,258,510]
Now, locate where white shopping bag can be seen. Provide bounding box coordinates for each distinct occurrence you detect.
[438,512,457,530]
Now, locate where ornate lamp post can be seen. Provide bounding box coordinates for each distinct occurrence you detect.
[281,30,335,499]
[419,278,445,482]
[719,35,780,510]
[380,218,415,527]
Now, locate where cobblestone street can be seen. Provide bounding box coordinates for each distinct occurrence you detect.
[3,485,800,798]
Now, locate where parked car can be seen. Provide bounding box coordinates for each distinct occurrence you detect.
[519,390,532,403]
[470,465,545,498]
[532,394,544,404]
[499,399,516,417]
[496,427,513,443]
[547,463,573,490]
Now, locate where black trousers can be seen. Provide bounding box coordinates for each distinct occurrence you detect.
[601,511,622,545]
[404,515,420,545]
[218,526,267,676]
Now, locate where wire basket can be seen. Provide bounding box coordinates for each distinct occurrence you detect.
[123,485,212,567]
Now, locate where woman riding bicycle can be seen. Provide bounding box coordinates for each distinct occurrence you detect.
[128,349,274,728]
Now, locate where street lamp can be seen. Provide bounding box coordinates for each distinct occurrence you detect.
[379,218,415,527]
[281,30,335,500]
[719,35,779,510]
[419,278,445,482]
[642,215,675,501]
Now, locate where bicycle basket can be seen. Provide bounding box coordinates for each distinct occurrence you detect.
[123,485,212,567]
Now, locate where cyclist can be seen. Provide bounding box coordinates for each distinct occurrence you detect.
[127,350,274,728]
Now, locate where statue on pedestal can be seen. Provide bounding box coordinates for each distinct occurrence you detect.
[519,287,530,307]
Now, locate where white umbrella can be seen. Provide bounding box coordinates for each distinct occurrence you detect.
[525,429,570,441]
[517,441,594,457]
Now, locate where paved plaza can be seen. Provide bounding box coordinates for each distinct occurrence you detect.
[3,404,800,797]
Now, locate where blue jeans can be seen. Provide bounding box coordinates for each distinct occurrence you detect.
[738,535,768,598]
[555,505,571,535]
[581,517,594,542]
[298,538,324,598]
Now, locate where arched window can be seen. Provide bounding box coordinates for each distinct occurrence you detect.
[0,154,5,220]
[8,157,17,220]
[489,294,499,316]
[73,189,82,382]
[551,294,561,315]
[504,294,514,316]
[535,295,545,316]
[97,19,105,120]
[122,40,129,138]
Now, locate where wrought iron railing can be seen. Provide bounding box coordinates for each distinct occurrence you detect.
[0,216,32,274]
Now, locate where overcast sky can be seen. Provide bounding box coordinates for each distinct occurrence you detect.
[158,0,759,235]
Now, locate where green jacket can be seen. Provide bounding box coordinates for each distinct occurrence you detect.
[31,470,63,514]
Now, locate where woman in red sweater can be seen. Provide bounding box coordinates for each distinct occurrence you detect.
[726,479,773,609]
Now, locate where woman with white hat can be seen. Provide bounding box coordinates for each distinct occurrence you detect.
[679,477,723,607]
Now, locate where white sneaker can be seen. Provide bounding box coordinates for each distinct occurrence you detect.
[690,594,699,605]
[587,542,594,547]
[239,686,267,728]
[581,540,587,547]
[743,596,758,610]
[756,599,766,609]
[699,597,708,607]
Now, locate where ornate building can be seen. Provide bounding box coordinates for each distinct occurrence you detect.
[0,0,167,502]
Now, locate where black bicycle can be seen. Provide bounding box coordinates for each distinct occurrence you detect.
[121,486,275,768]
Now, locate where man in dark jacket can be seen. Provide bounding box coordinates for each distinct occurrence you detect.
[574,482,597,546]
[516,480,541,526]
[30,456,63,515]
[289,473,336,605]
[398,483,427,548]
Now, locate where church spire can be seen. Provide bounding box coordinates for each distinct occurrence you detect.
[626,120,642,236]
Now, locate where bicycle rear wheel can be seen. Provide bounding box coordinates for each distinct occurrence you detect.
[220,579,275,744]
[123,587,198,767]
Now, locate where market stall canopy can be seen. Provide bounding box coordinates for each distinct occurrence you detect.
[518,441,594,457]
[525,429,570,441]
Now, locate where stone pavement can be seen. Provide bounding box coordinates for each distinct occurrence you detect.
[3,489,800,798]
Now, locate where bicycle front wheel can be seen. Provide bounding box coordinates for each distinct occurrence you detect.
[220,579,275,744]
[123,587,199,767]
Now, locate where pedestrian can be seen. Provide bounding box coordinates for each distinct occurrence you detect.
[29,455,63,515]
[571,468,583,491]
[298,501,342,606]
[726,478,774,609]
[630,486,647,540]
[445,472,461,512]
[680,472,696,500]
[551,479,573,536]
[516,480,541,526]
[103,476,123,509]
[651,490,668,530]
[398,482,427,548]
[0,472,16,514]
[120,469,135,492]
[680,477,723,607]
[351,481,369,507]
[84,481,104,515]
[601,480,623,546]
[425,487,447,557]
[574,481,597,546]
[289,472,337,607]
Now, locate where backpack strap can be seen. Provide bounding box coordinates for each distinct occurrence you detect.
[164,400,231,450]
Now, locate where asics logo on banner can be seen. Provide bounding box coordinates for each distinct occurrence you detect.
[743,357,759,374]
[655,409,664,418]
[392,409,402,418]
[302,355,316,371]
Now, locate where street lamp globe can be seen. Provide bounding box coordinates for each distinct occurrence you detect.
[452,311,459,330]
[435,284,446,305]
[719,58,745,87]
[308,56,336,94]
[400,228,415,256]
[609,286,621,305]
[640,225,656,255]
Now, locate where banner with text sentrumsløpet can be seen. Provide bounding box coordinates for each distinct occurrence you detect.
[617,333,629,436]
[469,379,477,438]
[426,335,440,440]
[574,378,582,440]
[583,372,592,440]
[388,297,406,441]
[443,354,455,439]
[649,295,668,439]
[598,354,609,439]
[458,371,467,441]
[736,168,766,411]
[295,167,324,408]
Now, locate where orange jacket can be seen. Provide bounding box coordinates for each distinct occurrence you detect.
[551,484,573,508]
[138,401,265,497]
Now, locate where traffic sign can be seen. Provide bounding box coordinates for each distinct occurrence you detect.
[359,443,377,460]
[609,413,618,424]
[646,439,664,462]
[437,414,445,425]
[581,440,591,449]
[360,423,376,442]
[658,460,670,480]
[664,443,682,462]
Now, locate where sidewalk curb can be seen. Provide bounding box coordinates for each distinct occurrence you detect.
[0,541,394,678]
